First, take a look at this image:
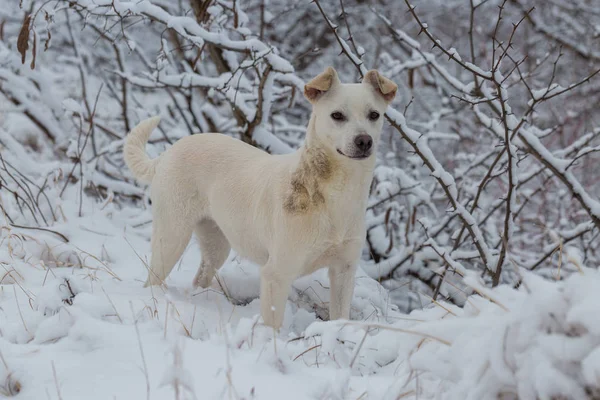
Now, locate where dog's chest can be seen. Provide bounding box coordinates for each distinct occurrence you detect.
[301,211,363,274]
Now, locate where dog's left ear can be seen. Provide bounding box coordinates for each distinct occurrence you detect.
[363,70,397,104]
[304,67,341,103]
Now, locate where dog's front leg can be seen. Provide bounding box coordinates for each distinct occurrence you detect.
[260,259,295,330]
[328,263,358,321]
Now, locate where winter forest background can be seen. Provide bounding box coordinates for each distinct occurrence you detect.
[1,0,600,399]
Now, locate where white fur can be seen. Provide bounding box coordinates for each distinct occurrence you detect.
[124,67,397,329]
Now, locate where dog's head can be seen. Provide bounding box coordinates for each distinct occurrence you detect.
[304,67,397,161]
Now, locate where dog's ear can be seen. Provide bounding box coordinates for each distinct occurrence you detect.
[304,67,340,103]
[363,70,397,103]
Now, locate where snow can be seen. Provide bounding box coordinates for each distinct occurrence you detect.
[519,128,600,218]
[3,193,599,399]
[448,47,462,62]
[530,83,565,101]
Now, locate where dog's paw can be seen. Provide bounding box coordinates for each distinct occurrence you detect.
[192,272,213,289]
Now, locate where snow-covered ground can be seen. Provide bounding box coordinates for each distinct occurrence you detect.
[1,1,599,398]
[1,194,599,399]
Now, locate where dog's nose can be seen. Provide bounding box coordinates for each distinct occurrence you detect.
[354,134,373,152]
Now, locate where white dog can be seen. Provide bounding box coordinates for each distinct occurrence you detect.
[124,67,397,329]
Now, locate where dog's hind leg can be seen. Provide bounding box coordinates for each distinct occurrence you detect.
[145,213,194,287]
[193,219,231,288]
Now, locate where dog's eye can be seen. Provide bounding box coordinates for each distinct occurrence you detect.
[368,111,380,121]
[330,112,345,121]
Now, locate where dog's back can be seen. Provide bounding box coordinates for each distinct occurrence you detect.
[125,124,297,267]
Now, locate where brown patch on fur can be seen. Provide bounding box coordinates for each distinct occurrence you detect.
[284,146,335,214]
[284,177,310,213]
[311,190,325,206]
[305,146,333,179]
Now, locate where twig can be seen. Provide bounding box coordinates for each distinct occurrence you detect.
[8,223,68,243]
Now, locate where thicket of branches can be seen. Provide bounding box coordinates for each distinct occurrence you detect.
[1,0,599,312]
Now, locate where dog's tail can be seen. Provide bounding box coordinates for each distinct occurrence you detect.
[124,116,161,183]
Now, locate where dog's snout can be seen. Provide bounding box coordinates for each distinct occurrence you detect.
[354,134,373,152]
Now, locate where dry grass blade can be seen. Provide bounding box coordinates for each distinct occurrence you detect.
[51,361,63,400]
[349,329,369,368]
[417,291,457,316]
[129,302,150,400]
[17,14,31,64]
[556,237,563,281]
[332,320,451,346]
[0,350,21,396]
[13,286,31,337]
[30,30,36,69]
[8,224,69,243]
[466,285,509,312]
[101,287,123,323]
[293,344,322,362]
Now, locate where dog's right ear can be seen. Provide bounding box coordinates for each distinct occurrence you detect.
[363,70,397,104]
[304,67,340,103]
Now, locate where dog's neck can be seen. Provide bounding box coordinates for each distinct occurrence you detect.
[283,114,376,215]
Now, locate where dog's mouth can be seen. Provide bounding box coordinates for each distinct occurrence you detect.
[336,148,371,160]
